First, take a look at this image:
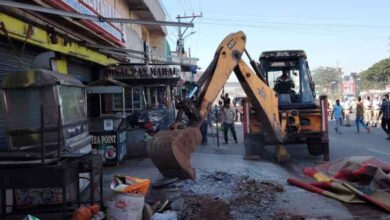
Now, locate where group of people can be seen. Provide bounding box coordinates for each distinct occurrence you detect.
[331,94,390,140]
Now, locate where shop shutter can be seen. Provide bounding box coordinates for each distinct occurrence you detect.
[0,39,43,149]
[67,59,92,83]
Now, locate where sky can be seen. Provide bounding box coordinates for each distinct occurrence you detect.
[161,0,390,79]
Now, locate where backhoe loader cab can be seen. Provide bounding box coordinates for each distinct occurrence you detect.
[260,50,315,107]
[250,50,329,161]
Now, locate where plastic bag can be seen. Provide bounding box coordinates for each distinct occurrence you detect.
[152,211,178,220]
[110,175,151,195]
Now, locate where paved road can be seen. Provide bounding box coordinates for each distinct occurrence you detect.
[101,121,390,219]
[281,120,389,170]
[200,121,390,219]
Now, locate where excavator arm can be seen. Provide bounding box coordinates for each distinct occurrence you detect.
[147,31,287,179]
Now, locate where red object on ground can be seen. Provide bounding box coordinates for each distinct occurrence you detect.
[72,204,100,220]
[287,178,324,194]
[300,157,390,212]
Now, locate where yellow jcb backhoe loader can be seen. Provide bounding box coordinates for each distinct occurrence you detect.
[147,31,329,180]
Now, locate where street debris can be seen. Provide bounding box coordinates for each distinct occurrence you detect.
[106,175,151,220]
[288,156,390,213]
[152,211,178,220]
[71,204,103,220]
[146,171,285,219]
[152,177,179,189]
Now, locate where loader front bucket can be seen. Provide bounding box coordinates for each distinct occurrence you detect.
[146,127,202,180]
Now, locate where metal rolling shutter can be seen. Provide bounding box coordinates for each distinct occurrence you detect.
[0,39,43,149]
[67,59,92,83]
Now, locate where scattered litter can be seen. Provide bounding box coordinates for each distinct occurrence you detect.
[152,211,178,220]
[147,171,284,219]
[143,203,154,220]
[157,200,170,213]
[71,204,101,220]
[289,156,390,213]
[106,175,151,220]
[152,178,179,189]
[110,175,151,195]
[23,215,40,220]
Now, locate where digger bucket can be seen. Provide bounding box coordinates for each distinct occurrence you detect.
[147,127,202,180]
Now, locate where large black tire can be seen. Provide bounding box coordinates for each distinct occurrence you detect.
[244,134,265,156]
[306,138,323,156]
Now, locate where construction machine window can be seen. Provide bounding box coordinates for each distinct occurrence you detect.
[262,58,314,104]
[268,69,300,97]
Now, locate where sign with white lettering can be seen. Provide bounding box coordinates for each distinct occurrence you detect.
[92,135,116,145]
[41,0,124,46]
[101,65,181,80]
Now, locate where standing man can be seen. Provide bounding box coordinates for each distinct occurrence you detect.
[200,107,212,145]
[331,100,344,134]
[372,95,382,127]
[341,97,352,126]
[221,93,231,109]
[379,94,390,140]
[356,96,371,134]
[223,104,238,144]
[363,96,373,126]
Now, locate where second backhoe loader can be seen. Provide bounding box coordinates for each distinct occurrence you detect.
[147,31,329,180]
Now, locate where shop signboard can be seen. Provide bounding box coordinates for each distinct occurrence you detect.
[91,131,126,164]
[101,65,181,80]
[41,0,124,46]
[342,81,355,96]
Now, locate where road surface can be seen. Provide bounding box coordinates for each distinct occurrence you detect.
[198,120,390,219]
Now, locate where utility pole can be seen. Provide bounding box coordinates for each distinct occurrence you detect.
[176,13,202,56]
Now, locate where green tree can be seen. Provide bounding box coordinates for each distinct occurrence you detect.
[360,58,390,90]
[312,66,342,99]
[312,66,342,85]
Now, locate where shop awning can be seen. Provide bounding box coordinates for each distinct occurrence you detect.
[1,69,84,89]
[86,78,128,94]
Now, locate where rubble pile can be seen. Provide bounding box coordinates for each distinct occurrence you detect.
[147,171,285,219]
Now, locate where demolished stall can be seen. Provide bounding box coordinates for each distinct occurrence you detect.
[0,69,92,161]
[0,69,102,217]
[86,78,129,165]
[99,64,181,157]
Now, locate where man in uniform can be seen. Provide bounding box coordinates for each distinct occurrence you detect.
[372,95,382,127]
[363,96,373,126]
[341,97,352,126]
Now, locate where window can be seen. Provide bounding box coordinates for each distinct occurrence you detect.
[299,59,314,103]
[6,87,57,129]
[112,87,143,111]
[58,86,86,123]
[145,86,170,109]
[267,69,300,95]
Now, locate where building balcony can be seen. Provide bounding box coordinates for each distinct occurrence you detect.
[126,0,167,35]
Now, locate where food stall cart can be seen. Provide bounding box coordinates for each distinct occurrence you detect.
[0,69,92,162]
[0,69,102,218]
[86,78,129,165]
[99,64,182,157]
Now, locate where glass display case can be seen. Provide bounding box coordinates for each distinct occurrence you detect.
[0,69,91,162]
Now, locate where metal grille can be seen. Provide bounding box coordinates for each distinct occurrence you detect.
[67,59,92,83]
[0,38,43,149]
